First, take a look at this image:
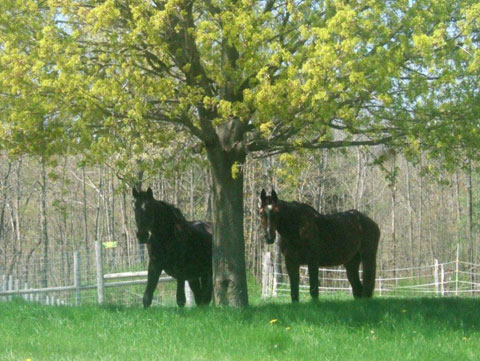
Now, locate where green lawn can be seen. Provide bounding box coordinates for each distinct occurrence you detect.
[1,295,479,361]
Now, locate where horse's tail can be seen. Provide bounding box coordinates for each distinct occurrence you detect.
[358,213,380,298]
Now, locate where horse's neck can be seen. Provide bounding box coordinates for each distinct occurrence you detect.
[150,203,175,242]
[277,200,320,237]
[151,204,190,246]
[276,201,299,237]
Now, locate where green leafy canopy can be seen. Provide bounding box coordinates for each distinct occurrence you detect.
[1,0,479,174]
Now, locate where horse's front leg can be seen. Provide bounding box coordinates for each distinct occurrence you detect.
[285,258,300,302]
[144,260,162,308]
[200,273,213,305]
[176,279,186,307]
[307,263,319,300]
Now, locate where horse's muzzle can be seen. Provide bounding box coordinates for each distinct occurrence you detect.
[265,235,275,245]
[136,231,149,244]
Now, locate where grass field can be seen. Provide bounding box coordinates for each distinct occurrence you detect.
[1,294,479,361]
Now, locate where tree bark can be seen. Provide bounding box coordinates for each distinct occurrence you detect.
[205,140,248,307]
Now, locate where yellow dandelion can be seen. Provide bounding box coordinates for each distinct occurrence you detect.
[463,337,468,341]
[285,326,291,331]
[370,330,375,334]
[269,319,278,324]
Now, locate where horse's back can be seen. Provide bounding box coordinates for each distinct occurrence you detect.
[189,221,212,238]
[309,210,379,264]
[357,211,380,254]
[328,210,380,253]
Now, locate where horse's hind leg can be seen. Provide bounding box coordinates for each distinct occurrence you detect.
[144,261,162,308]
[286,258,300,302]
[307,263,319,300]
[360,215,380,298]
[345,253,363,299]
[200,273,213,305]
[176,280,186,307]
[361,252,377,298]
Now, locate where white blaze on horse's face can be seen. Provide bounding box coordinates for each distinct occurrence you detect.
[260,203,277,245]
[134,198,152,244]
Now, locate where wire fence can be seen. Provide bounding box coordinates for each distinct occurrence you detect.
[261,252,480,299]
[3,246,480,307]
[0,242,182,307]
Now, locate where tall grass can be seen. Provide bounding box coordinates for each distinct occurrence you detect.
[1,295,479,361]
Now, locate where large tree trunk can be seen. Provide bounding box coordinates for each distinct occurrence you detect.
[205,140,248,307]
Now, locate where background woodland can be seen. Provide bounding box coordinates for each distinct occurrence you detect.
[1,149,477,285]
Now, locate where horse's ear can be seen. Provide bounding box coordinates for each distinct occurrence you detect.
[146,187,153,199]
[260,189,267,205]
[271,189,278,204]
[132,187,139,198]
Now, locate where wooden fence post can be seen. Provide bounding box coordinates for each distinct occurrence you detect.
[23,282,29,301]
[455,244,459,296]
[440,264,445,296]
[185,282,193,307]
[272,266,278,298]
[95,241,105,304]
[0,275,5,301]
[262,252,272,298]
[8,275,13,301]
[74,251,81,306]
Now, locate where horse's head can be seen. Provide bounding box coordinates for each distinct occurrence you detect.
[132,187,155,244]
[259,188,279,244]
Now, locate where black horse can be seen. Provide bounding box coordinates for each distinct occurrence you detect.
[259,189,380,302]
[132,187,212,308]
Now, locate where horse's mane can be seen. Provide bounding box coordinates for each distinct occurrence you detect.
[154,199,187,224]
[170,204,188,224]
[281,200,320,216]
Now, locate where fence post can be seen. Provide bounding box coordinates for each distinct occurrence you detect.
[15,279,20,299]
[8,275,13,301]
[272,267,278,297]
[74,251,81,306]
[185,282,193,307]
[95,241,105,304]
[455,244,459,296]
[0,275,5,301]
[262,252,272,298]
[440,264,445,296]
[434,259,439,295]
[23,282,29,301]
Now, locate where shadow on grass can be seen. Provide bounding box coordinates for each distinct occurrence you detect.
[99,295,480,333]
[6,295,480,334]
[240,297,480,332]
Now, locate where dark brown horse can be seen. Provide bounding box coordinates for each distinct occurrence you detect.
[259,189,380,302]
[132,188,212,308]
